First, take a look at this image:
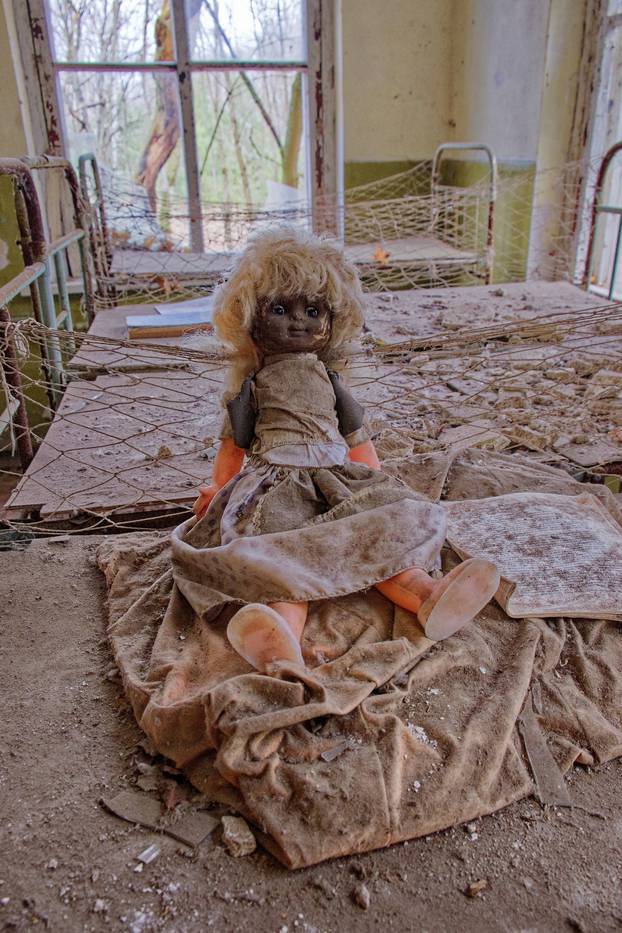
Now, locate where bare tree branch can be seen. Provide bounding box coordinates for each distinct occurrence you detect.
[202,0,283,155]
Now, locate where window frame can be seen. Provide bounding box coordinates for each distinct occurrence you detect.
[16,0,337,245]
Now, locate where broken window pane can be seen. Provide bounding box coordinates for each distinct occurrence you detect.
[48,0,172,63]
[186,0,304,61]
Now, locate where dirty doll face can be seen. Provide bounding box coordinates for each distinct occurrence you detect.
[252,296,332,355]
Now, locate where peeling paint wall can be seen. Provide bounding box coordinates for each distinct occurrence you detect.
[341,0,454,166]
[0,1,31,288]
[342,0,552,168]
[450,0,550,162]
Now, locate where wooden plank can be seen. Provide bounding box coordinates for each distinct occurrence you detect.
[344,236,480,265]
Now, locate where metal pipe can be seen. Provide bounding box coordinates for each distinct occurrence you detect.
[53,250,76,355]
[0,262,45,307]
[20,155,97,321]
[608,215,622,300]
[37,259,65,405]
[78,153,115,305]
[0,307,34,470]
[582,140,622,288]
[0,160,47,262]
[11,171,56,410]
[47,229,85,256]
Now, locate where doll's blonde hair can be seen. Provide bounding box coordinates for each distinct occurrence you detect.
[213,226,366,392]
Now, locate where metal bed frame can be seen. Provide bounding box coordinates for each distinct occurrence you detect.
[0,157,93,468]
[584,140,622,299]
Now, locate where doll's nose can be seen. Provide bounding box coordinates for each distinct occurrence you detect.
[290,303,306,322]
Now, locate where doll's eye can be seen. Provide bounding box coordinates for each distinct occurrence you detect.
[271,304,286,316]
[306,306,319,318]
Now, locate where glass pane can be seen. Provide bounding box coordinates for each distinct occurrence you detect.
[187,0,304,61]
[193,69,307,245]
[48,0,173,63]
[59,71,189,247]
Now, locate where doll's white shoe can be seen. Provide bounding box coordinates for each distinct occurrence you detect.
[418,558,500,641]
[227,603,305,672]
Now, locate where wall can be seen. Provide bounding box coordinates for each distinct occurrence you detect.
[341,0,453,188]
[340,0,555,279]
[450,0,550,162]
[527,0,591,278]
[0,0,35,287]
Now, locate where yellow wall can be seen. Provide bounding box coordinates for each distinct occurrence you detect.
[0,0,31,157]
[341,0,454,162]
[450,0,550,162]
[341,0,558,166]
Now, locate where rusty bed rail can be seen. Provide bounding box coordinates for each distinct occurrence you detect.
[0,155,94,470]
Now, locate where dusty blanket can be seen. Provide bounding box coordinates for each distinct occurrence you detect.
[97,449,622,868]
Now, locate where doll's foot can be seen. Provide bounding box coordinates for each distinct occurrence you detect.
[227,602,307,672]
[418,559,500,640]
[376,559,500,641]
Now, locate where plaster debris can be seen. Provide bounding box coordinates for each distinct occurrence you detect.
[407,724,438,749]
[137,844,160,865]
[351,882,371,910]
[221,816,257,857]
[320,739,349,762]
[465,879,489,897]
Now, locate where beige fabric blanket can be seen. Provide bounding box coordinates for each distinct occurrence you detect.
[97,450,622,868]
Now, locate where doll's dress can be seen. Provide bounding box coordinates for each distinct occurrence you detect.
[171,353,447,619]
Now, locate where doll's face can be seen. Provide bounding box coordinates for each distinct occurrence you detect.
[252,295,332,354]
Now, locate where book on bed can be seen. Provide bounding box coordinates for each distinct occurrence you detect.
[127,299,214,339]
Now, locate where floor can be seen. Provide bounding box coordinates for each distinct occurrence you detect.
[2,280,621,931]
[1,536,621,933]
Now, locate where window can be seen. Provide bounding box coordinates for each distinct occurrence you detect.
[23,0,335,251]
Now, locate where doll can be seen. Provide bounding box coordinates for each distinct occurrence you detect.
[190,227,499,674]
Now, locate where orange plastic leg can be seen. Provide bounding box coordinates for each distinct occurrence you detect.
[375,567,435,614]
[376,559,500,641]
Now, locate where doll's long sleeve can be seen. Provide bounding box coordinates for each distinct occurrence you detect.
[327,369,381,469]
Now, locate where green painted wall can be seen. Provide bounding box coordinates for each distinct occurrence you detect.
[0,176,24,289]
[441,158,535,283]
[344,160,428,193]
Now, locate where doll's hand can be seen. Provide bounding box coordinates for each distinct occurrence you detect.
[192,484,218,518]
[348,439,381,470]
[193,438,246,517]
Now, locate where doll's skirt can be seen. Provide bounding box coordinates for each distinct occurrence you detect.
[171,457,446,616]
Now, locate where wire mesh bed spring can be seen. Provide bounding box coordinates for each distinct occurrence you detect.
[78,143,497,307]
[2,289,621,533]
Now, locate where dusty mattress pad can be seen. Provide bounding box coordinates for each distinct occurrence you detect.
[98,449,622,868]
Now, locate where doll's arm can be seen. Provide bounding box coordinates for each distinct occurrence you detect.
[327,369,381,470]
[192,438,246,518]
